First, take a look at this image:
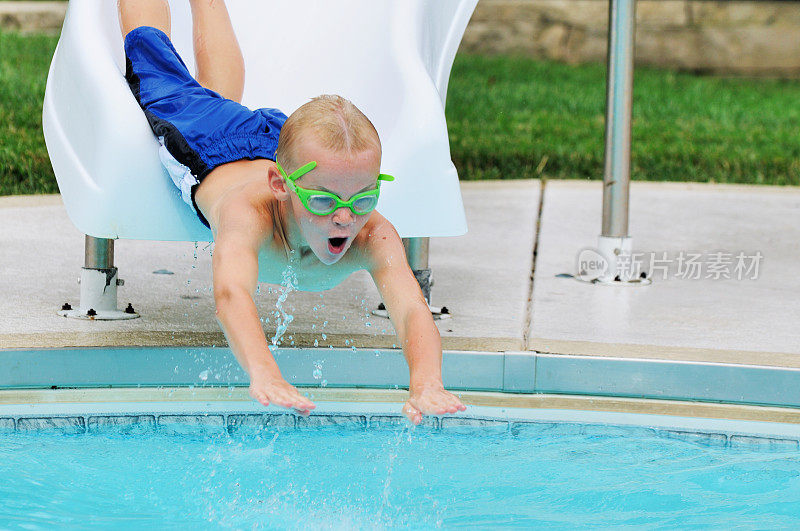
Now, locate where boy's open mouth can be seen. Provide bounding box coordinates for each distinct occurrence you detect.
[328,237,348,254]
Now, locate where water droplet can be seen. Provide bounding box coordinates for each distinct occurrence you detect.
[173,366,179,374]
[321,333,327,340]
[321,379,328,387]
[312,359,324,380]
[199,370,210,381]
[313,339,319,347]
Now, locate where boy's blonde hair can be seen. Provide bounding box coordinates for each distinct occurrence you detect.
[275,94,381,174]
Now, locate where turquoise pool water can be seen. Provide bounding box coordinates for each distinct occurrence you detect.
[2,420,800,528]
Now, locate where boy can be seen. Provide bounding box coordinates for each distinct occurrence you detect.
[118,0,466,425]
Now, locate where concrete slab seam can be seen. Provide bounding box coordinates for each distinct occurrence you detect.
[522,178,546,351]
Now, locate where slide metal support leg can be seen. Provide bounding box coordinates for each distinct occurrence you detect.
[58,236,140,320]
[404,237,432,303]
[373,237,451,320]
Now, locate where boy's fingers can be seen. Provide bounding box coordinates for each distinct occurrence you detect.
[403,402,421,425]
[422,392,464,416]
[299,397,315,408]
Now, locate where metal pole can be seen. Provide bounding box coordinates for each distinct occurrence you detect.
[403,237,432,303]
[601,0,635,238]
[404,237,429,270]
[84,235,113,269]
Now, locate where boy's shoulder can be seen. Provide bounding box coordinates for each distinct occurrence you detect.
[196,160,276,235]
[352,211,403,271]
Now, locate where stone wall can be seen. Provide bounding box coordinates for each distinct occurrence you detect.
[461,0,800,76]
[1,1,798,76]
[0,2,65,33]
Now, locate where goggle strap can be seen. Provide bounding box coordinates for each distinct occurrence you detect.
[277,160,318,182]
[279,161,393,185]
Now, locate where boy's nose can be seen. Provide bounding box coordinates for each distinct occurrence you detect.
[332,207,355,226]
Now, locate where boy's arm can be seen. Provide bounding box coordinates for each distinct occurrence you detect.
[212,203,315,414]
[363,215,466,424]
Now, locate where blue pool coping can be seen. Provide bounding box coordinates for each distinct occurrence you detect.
[2,346,800,409]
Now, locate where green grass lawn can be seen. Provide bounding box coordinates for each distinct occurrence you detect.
[0,31,59,195]
[1,29,798,196]
[446,54,800,185]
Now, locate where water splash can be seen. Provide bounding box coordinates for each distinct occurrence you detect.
[377,427,407,523]
[312,360,323,380]
[270,252,299,347]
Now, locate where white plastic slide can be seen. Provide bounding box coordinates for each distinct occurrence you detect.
[43,0,476,243]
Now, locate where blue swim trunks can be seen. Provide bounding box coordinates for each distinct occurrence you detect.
[123,26,288,228]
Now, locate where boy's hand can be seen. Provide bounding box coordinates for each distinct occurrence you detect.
[249,374,316,416]
[403,382,467,425]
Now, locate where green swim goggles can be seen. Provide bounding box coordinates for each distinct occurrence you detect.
[276,160,394,216]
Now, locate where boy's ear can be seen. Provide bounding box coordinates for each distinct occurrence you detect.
[268,163,290,201]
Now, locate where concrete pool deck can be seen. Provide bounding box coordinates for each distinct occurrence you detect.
[1,179,799,370]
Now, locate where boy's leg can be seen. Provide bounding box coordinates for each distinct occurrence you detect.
[189,0,245,103]
[118,0,171,40]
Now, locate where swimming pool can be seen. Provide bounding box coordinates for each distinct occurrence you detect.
[2,394,800,528]
[4,346,800,527]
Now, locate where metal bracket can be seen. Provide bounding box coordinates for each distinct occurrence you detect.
[573,236,651,286]
[58,236,140,320]
[372,301,451,321]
